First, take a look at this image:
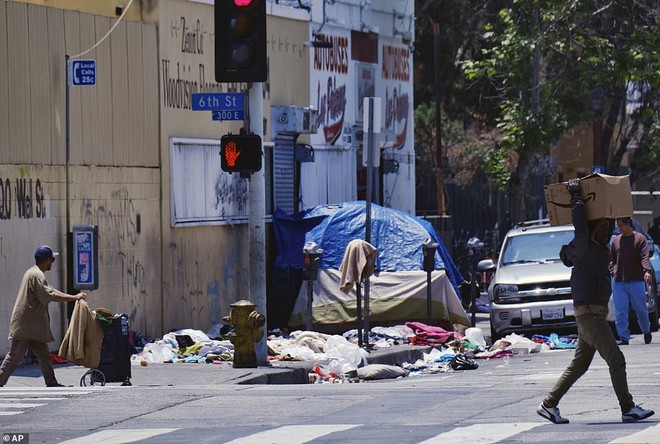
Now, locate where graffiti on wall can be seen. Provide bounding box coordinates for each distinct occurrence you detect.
[167,238,248,330]
[82,189,139,248]
[0,177,47,220]
[81,188,147,318]
[214,172,249,216]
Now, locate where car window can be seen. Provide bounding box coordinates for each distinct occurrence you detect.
[501,230,574,265]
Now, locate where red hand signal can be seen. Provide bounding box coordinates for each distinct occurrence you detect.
[224,141,241,167]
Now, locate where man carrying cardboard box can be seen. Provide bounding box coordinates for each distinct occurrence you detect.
[537,178,654,424]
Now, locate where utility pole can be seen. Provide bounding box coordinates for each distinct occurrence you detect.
[431,20,446,215]
[248,82,267,365]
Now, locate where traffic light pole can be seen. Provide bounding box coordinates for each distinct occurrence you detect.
[248,82,268,365]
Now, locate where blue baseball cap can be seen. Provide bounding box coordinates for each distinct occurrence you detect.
[34,245,59,261]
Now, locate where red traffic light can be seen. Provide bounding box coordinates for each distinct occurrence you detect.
[220,133,262,173]
[215,0,267,83]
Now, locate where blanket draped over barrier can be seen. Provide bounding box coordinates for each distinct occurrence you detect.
[289,269,470,331]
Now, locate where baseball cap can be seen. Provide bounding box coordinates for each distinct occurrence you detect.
[34,245,60,261]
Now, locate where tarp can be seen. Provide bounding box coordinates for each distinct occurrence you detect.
[273,201,464,290]
[289,269,470,330]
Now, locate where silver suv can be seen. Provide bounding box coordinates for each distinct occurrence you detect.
[483,220,576,341]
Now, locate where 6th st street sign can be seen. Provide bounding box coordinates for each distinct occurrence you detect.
[191,92,246,121]
[191,92,244,115]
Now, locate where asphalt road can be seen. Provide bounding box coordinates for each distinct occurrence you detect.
[2,327,659,444]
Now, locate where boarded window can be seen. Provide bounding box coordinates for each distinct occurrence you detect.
[170,138,249,226]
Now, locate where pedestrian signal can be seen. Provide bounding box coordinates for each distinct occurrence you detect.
[220,133,262,173]
[215,0,267,83]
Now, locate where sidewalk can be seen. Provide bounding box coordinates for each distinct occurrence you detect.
[3,344,433,387]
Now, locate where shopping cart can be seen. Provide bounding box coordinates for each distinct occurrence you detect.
[80,313,133,387]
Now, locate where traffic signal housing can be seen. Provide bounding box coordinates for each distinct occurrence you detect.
[220,133,263,173]
[215,0,267,83]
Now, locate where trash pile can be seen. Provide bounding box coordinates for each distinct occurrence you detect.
[127,321,577,383]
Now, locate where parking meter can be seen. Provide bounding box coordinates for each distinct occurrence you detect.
[302,242,323,330]
[422,239,439,272]
[466,237,485,326]
[422,239,439,325]
[302,242,323,281]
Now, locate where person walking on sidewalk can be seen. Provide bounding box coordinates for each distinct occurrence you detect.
[610,216,654,345]
[537,178,654,425]
[0,245,87,388]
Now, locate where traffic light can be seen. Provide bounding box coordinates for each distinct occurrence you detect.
[220,133,263,173]
[215,0,267,83]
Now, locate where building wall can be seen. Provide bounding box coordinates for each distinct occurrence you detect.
[158,0,253,332]
[303,0,416,214]
[0,0,161,354]
[156,2,309,331]
[0,0,415,355]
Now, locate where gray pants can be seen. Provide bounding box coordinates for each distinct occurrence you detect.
[544,312,634,413]
[0,339,58,387]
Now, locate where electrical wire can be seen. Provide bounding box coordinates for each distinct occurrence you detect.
[68,0,136,59]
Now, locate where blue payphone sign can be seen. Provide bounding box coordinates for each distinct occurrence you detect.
[73,225,98,290]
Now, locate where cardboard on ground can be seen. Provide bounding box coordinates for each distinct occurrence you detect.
[544,173,633,226]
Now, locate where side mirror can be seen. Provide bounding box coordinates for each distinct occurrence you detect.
[476,258,496,273]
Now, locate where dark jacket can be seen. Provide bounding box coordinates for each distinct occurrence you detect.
[561,193,611,306]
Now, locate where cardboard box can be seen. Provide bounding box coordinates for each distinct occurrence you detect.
[544,173,633,226]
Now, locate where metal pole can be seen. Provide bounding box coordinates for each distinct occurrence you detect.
[363,98,376,349]
[426,270,432,325]
[248,82,267,365]
[65,56,71,234]
[64,55,72,332]
[356,283,362,348]
[470,262,477,327]
[432,22,445,215]
[306,280,313,331]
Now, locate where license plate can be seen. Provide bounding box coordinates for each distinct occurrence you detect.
[542,308,564,320]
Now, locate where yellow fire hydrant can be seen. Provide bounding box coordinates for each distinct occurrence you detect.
[223,299,265,368]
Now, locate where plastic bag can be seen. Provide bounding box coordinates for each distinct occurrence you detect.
[324,335,368,368]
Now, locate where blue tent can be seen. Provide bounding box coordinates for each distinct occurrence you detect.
[273,201,464,291]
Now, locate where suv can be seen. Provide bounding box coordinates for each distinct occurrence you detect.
[483,219,660,341]
[483,220,576,341]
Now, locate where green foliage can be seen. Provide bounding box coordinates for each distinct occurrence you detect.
[459,0,660,184]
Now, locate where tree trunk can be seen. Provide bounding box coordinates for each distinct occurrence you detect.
[435,167,446,215]
[508,150,534,225]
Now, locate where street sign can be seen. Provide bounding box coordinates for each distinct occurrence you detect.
[213,110,245,121]
[67,59,96,86]
[191,92,244,111]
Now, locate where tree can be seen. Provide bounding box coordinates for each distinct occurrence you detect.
[415,0,660,223]
[463,0,660,221]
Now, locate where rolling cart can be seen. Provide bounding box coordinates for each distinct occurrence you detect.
[80,313,133,387]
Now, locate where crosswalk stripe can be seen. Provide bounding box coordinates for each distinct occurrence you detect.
[0,402,47,408]
[0,388,99,417]
[60,428,180,444]
[418,422,544,444]
[224,424,360,444]
[610,423,660,444]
